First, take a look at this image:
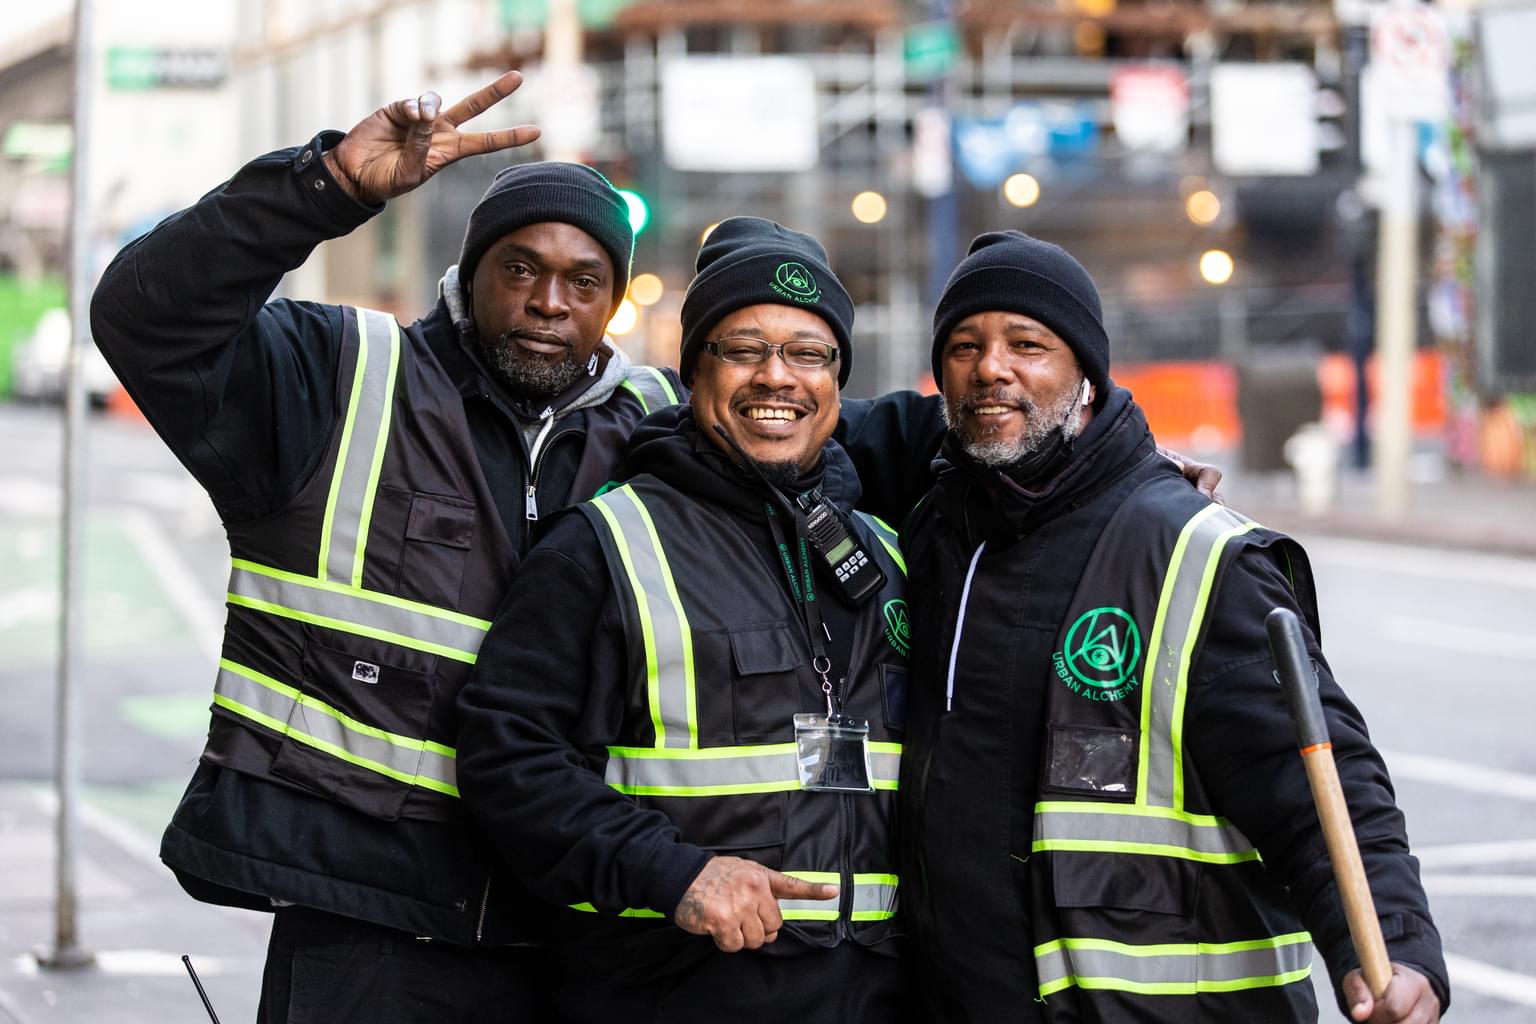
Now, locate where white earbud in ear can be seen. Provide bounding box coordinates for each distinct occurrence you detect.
[1080,379,1093,407]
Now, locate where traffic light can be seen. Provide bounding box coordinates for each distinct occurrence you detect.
[616,188,649,236]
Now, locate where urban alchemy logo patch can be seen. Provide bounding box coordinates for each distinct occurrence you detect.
[882,599,911,657]
[1053,607,1142,701]
[771,261,821,303]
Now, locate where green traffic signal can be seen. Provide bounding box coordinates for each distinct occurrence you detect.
[616,188,649,235]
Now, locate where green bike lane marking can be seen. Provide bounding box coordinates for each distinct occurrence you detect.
[0,513,202,669]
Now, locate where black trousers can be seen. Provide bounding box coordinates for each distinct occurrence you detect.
[553,942,912,1024]
[257,906,554,1023]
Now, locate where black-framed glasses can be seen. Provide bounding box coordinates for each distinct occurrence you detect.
[703,337,839,369]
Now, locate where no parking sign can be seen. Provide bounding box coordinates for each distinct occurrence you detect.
[1370,1,1450,120]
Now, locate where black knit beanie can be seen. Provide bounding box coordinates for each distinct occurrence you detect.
[932,231,1110,408]
[679,217,855,387]
[458,162,634,309]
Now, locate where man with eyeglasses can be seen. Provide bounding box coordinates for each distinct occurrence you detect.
[458,218,912,1022]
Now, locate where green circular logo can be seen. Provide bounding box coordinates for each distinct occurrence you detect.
[882,599,910,657]
[1061,607,1142,690]
[773,261,820,302]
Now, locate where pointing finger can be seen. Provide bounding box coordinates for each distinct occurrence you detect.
[767,870,838,901]
[443,70,524,128]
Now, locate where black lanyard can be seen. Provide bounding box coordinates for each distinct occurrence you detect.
[765,501,836,705]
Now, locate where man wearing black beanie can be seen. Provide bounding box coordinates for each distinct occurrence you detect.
[90,71,682,1023]
[459,216,912,1023]
[896,233,1448,1024]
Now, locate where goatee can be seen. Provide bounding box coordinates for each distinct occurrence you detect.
[481,332,585,399]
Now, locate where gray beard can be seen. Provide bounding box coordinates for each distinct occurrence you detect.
[943,376,1085,469]
[481,332,585,400]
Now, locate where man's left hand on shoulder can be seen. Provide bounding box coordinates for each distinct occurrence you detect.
[1344,963,1441,1023]
[1158,445,1223,501]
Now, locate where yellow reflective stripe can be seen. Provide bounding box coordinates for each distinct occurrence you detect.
[351,312,400,586]
[319,308,400,584]
[779,872,842,920]
[1170,516,1259,809]
[619,380,650,414]
[627,489,699,749]
[570,873,896,923]
[590,493,669,747]
[228,560,490,663]
[225,593,479,665]
[605,742,900,796]
[567,902,666,918]
[213,658,457,797]
[1135,504,1254,808]
[1031,801,1257,862]
[1035,932,1313,999]
[590,486,698,749]
[619,365,680,414]
[1030,838,1260,864]
[318,311,366,579]
[850,873,900,921]
[854,512,906,576]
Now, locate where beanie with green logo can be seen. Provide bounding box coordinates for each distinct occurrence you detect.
[678,217,854,386]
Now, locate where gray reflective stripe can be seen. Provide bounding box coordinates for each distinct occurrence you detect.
[212,658,458,797]
[1139,504,1257,807]
[320,307,400,585]
[572,872,897,923]
[854,512,906,576]
[1035,933,1312,997]
[620,365,678,414]
[228,562,489,663]
[850,875,899,920]
[590,486,697,749]
[605,742,902,796]
[1032,803,1258,863]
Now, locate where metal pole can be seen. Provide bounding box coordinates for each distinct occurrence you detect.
[1373,115,1418,521]
[39,0,96,971]
[543,0,582,163]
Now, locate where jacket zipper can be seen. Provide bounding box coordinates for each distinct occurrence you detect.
[839,792,854,941]
[524,425,578,521]
[475,868,493,943]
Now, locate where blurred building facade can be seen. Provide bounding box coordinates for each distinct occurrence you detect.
[3,0,1534,477]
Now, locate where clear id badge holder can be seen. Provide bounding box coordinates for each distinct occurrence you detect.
[794,713,875,794]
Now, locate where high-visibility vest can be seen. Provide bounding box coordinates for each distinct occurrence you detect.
[575,478,909,945]
[1030,481,1320,1019]
[209,307,678,820]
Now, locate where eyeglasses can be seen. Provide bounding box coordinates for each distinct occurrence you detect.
[703,337,840,369]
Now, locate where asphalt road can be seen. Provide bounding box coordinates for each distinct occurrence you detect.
[1,402,1533,1020]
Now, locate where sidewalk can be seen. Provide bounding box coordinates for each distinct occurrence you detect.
[0,784,267,1024]
[1211,460,1536,559]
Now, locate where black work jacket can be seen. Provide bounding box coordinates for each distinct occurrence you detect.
[88,133,680,944]
[898,387,1449,1022]
[457,410,909,985]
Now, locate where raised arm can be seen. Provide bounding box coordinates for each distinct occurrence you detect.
[89,73,538,519]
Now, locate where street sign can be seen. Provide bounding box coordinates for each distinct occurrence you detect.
[1111,65,1190,154]
[105,48,226,90]
[662,58,818,172]
[1211,63,1320,176]
[1369,1,1449,121]
[904,21,960,81]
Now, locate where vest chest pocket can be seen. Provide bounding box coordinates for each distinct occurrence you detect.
[1049,849,1202,920]
[269,640,439,821]
[384,489,477,608]
[726,624,804,745]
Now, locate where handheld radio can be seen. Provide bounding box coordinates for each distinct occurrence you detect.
[711,424,886,605]
[797,491,885,605]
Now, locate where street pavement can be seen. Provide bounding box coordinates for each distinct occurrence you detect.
[2,402,1535,1021]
